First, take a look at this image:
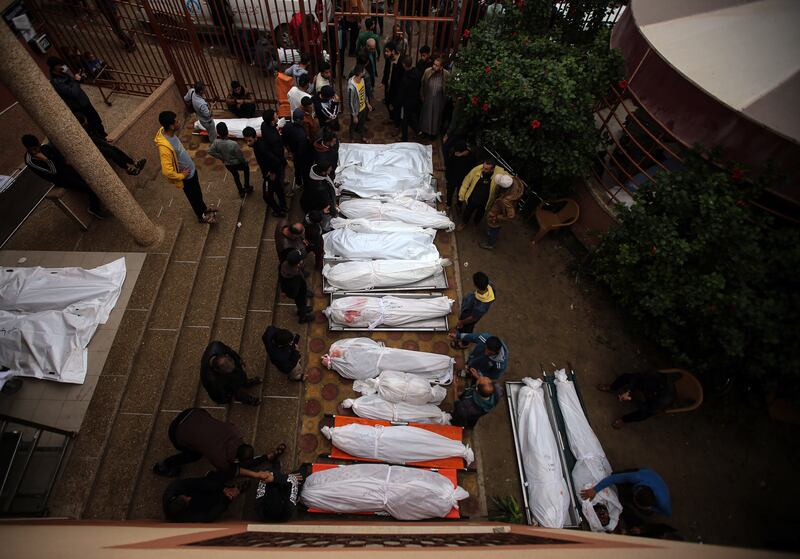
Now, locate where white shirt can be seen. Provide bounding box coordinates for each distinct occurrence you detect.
[288,86,311,113]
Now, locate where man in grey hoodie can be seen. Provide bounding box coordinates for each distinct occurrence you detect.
[184,81,216,142]
[347,64,372,142]
[208,122,251,197]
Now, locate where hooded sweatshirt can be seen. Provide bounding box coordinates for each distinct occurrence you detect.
[312,138,339,171]
[154,127,195,188]
[184,88,212,121]
[302,164,338,215]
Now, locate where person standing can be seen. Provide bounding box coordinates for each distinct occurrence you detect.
[364,39,380,92]
[444,140,476,209]
[209,122,251,198]
[481,174,522,250]
[260,109,291,202]
[285,52,311,86]
[184,81,216,142]
[389,23,409,56]
[300,96,320,141]
[312,61,333,93]
[243,125,287,217]
[225,80,256,117]
[398,55,422,142]
[381,42,404,124]
[153,408,271,480]
[452,374,502,428]
[347,64,371,142]
[162,472,240,522]
[313,85,340,130]
[416,45,432,74]
[200,340,262,406]
[275,220,308,262]
[456,159,508,230]
[304,209,326,271]
[156,111,218,223]
[262,326,304,381]
[283,108,314,189]
[419,56,449,138]
[312,128,340,175]
[76,113,146,176]
[47,56,107,138]
[303,163,338,216]
[21,134,106,219]
[96,0,137,52]
[452,271,496,348]
[288,73,312,114]
[356,17,381,54]
[279,249,315,323]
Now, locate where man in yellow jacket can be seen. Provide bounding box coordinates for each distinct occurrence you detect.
[155,111,218,224]
[456,159,508,231]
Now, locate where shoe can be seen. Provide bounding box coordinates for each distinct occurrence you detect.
[200,212,218,224]
[479,242,495,251]
[135,158,147,171]
[244,377,263,388]
[238,190,246,199]
[153,461,180,478]
[87,206,108,219]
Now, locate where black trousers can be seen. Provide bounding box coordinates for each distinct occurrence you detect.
[182,172,208,219]
[462,198,486,225]
[610,373,656,423]
[349,109,366,141]
[229,103,257,118]
[76,104,107,139]
[225,162,250,195]
[97,140,134,169]
[262,171,287,213]
[401,107,419,142]
[293,157,312,188]
[163,409,203,470]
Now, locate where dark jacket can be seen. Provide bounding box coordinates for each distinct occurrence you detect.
[445,150,477,187]
[252,137,283,175]
[258,123,287,167]
[279,260,306,299]
[163,473,229,522]
[200,341,247,404]
[24,144,86,189]
[459,282,497,323]
[452,383,504,428]
[312,139,339,172]
[262,325,301,375]
[255,468,302,522]
[281,121,313,163]
[398,67,422,113]
[382,57,405,106]
[173,408,244,478]
[301,165,338,215]
[274,218,307,261]
[50,71,91,111]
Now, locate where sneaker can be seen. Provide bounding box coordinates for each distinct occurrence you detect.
[479,242,495,251]
[87,207,107,219]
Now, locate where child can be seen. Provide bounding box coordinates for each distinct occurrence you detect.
[208,122,251,198]
[450,271,496,349]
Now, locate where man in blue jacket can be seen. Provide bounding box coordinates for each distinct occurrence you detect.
[450,331,509,380]
[581,468,672,517]
[451,271,496,349]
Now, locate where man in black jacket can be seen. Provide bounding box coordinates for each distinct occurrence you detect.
[312,128,339,174]
[200,340,261,406]
[163,472,239,522]
[398,55,422,141]
[444,140,477,209]
[282,108,314,189]
[259,109,289,197]
[381,42,404,124]
[21,134,106,219]
[47,56,107,138]
[302,163,337,216]
[280,249,314,323]
[262,326,303,381]
[243,124,287,217]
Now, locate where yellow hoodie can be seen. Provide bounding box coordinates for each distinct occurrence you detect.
[457,164,509,211]
[154,127,186,188]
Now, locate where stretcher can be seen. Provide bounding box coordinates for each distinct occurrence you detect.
[322,261,449,293]
[326,291,450,332]
[505,364,584,528]
[338,177,440,208]
[306,462,461,518]
[326,415,466,469]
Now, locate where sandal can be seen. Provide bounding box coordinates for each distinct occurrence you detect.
[200,212,218,224]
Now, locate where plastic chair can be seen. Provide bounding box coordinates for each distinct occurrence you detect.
[659,368,703,414]
[531,198,580,245]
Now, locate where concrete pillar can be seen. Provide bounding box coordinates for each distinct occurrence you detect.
[0,23,164,247]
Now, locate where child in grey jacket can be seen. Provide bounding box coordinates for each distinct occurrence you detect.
[209,122,252,197]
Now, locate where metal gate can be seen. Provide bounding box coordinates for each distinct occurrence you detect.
[24,0,476,108]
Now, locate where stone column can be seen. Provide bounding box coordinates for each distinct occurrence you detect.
[0,23,164,247]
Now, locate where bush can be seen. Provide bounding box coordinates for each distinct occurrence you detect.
[590,151,800,384]
[449,2,622,198]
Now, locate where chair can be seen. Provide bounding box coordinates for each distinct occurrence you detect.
[531,198,580,245]
[659,368,703,414]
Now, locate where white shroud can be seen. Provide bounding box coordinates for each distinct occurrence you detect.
[300,463,468,520]
[324,337,453,383]
[323,228,439,261]
[0,259,126,386]
[353,370,447,404]
[324,295,453,329]
[329,218,430,235]
[517,377,571,528]
[323,259,451,291]
[337,142,433,175]
[554,370,622,532]
[336,165,434,199]
[193,117,263,138]
[339,198,455,231]
[342,395,451,424]
[322,423,474,466]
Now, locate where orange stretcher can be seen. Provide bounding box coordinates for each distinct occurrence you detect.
[307,463,460,519]
[328,415,467,469]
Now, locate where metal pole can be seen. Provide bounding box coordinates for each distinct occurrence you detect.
[0,22,163,247]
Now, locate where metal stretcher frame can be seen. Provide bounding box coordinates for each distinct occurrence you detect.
[306,463,461,519]
[322,261,450,293]
[326,415,466,469]
[326,291,450,332]
[505,368,585,529]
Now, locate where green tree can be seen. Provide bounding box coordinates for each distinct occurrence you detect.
[590,151,800,384]
[450,5,622,198]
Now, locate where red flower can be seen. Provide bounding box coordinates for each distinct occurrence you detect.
[484,66,492,74]
[650,245,657,255]
[470,96,478,106]
[530,119,541,129]
[463,29,470,39]
[618,79,629,90]
[481,103,489,112]
[731,168,744,181]
[735,199,746,207]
